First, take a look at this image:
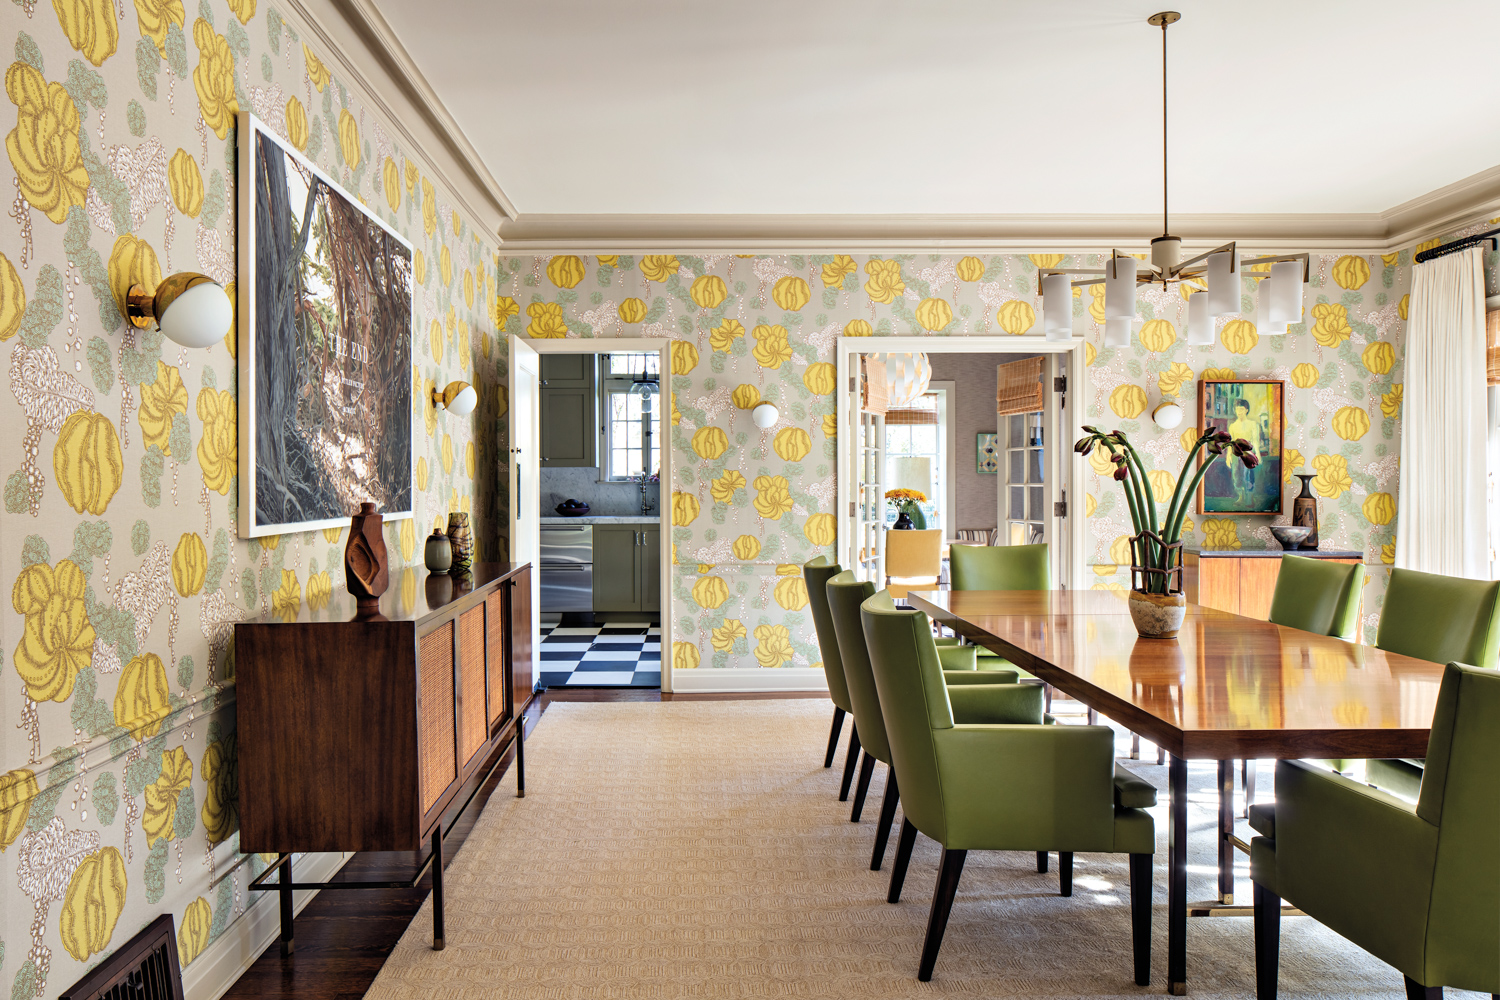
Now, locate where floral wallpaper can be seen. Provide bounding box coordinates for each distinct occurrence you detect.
[0,3,502,998]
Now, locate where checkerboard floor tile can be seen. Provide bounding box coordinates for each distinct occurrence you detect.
[537,624,661,688]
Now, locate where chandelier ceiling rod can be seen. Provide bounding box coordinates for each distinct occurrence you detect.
[1152,11,1177,241]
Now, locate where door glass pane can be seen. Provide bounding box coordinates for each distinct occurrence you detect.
[1029,486,1045,521]
[1008,413,1025,449]
[1008,450,1024,484]
[1010,522,1025,545]
[1010,486,1025,520]
[1028,448,1044,484]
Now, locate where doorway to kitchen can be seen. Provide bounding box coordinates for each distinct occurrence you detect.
[511,337,673,692]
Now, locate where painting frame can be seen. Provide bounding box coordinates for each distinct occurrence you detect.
[977,432,999,474]
[236,112,415,538]
[1196,378,1284,515]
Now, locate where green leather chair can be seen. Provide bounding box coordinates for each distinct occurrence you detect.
[947,543,1050,677]
[1250,662,1500,1000]
[1365,569,1500,797]
[1267,555,1365,641]
[827,572,1040,869]
[805,556,864,800]
[861,591,1157,985]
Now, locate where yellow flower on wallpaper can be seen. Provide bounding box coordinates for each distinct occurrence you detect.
[227,0,256,21]
[1158,362,1193,396]
[956,256,986,282]
[1108,383,1147,419]
[1363,492,1395,526]
[692,426,728,461]
[752,475,793,520]
[753,624,794,667]
[731,384,760,409]
[113,653,169,739]
[546,255,585,289]
[139,361,188,454]
[0,251,23,341]
[306,570,332,610]
[271,570,301,621]
[672,340,699,374]
[996,300,1035,335]
[463,269,475,309]
[1381,383,1403,418]
[1200,367,1235,381]
[196,387,237,495]
[171,532,205,597]
[1398,293,1409,321]
[108,232,161,316]
[465,440,476,480]
[192,19,238,140]
[773,576,809,611]
[772,276,811,312]
[1291,362,1319,388]
[493,293,519,326]
[1311,453,1353,498]
[732,534,761,560]
[452,210,461,237]
[773,427,811,462]
[1138,319,1175,352]
[1180,426,1198,453]
[1028,254,1064,269]
[822,413,837,437]
[143,746,193,848]
[915,297,953,332]
[421,377,437,436]
[0,768,39,850]
[1107,535,1131,566]
[709,318,744,352]
[822,255,856,287]
[863,259,905,304]
[751,324,792,369]
[803,362,836,395]
[168,148,203,217]
[1087,284,1106,324]
[1088,441,1114,476]
[671,392,680,426]
[1361,341,1396,375]
[775,564,799,576]
[1147,468,1175,499]
[672,491,700,526]
[617,297,646,324]
[711,619,746,652]
[844,319,872,337]
[691,576,729,610]
[438,244,452,288]
[1221,319,1257,355]
[690,274,728,309]
[525,301,568,338]
[1203,519,1241,550]
[710,469,745,503]
[1282,448,1304,484]
[596,254,618,267]
[804,513,835,547]
[304,43,330,92]
[1332,255,1371,290]
[421,177,437,237]
[382,157,400,211]
[1309,302,1352,348]
[6,62,91,223]
[639,255,679,282]
[134,0,185,55]
[1381,542,1396,565]
[55,411,123,515]
[673,642,700,670]
[53,0,119,67]
[178,896,212,967]
[1332,406,1370,441]
[59,847,126,961]
[1084,493,1097,517]
[441,432,454,474]
[199,731,237,844]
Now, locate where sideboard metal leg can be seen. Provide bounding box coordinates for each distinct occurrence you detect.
[278,855,294,957]
[516,716,526,798]
[431,828,445,950]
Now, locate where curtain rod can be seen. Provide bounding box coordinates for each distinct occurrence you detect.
[1413,227,1500,264]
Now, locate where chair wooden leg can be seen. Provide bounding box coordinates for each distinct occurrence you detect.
[887,818,918,904]
[1403,979,1442,999]
[870,766,899,871]
[1036,851,1048,873]
[1131,732,1141,759]
[839,724,862,801]
[1087,708,1098,725]
[1253,881,1281,1000]
[1157,744,1167,766]
[1129,853,1152,987]
[824,707,846,768]
[917,849,968,982]
[1058,851,1073,896]
[850,752,877,822]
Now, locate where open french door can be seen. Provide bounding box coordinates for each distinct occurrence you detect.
[509,336,541,652]
[839,352,885,583]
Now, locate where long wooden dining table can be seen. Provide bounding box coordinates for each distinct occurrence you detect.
[906,588,1444,996]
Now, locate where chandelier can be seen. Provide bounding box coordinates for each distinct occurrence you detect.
[1037,12,1310,348]
[875,352,932,408]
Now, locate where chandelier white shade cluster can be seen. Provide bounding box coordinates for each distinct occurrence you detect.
[875,352,932,408]
[1038,12,1310,349]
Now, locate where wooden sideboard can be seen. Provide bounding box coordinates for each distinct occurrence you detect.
[1182,549,1364,621]
[236,561,533,951]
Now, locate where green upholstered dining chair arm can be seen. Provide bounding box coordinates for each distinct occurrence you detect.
[929,723,1120,851]
[935,645,978,671]
[1266,759,1439,979]
[946,683,1044,724]
[1365,758,1425,800]
[943,669,1020,685]
[1112,763,1157,808]
[934,636,961,646]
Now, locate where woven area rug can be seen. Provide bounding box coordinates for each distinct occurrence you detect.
[364,699,1457,999]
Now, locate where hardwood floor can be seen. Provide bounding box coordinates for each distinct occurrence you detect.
[223,687,823,1000]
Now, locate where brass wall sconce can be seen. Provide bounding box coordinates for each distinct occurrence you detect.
[126,272,233,349]
[432,380,477,417]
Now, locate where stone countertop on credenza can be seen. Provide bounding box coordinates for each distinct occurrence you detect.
[540,515,661,524]
[1184,548,1364,559]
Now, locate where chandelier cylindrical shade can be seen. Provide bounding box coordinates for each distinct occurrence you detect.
[1105,255,1137,321]
[1186,291,1214,346]
[1042,273,1072,340]
[1267,260,1304,325]
[1257,278,1287,336]
[879,352,932,408]
[1104,317,1132,348]
[1205,251,1239,317]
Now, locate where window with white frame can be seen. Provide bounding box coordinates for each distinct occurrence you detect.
[600,353,661,480]
[884,390,948,532]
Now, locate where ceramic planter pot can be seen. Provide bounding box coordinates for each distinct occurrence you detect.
[1129,589,1186,639]
[424,529,453,573]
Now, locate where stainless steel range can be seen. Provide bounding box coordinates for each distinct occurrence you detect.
[539,525,592,612]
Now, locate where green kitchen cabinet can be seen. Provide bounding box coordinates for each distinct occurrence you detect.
[592,524,661,614]
[540,353,593,387]
[540,355,595,467]
[640,526,661,614]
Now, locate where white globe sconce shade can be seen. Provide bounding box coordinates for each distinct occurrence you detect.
[751,401,780,429]
[432,380,478,416]
[126,272,233,349]
[1152,398,1184,429]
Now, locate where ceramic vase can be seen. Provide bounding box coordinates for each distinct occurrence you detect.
[446,512,473,572]
[424,529,453,573]
[1128,590,1186,639]
[892,511,915,530]
[344,503,389,617]
[1292,474,1320,550]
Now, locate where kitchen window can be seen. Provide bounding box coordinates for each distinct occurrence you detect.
[600,353,661,480]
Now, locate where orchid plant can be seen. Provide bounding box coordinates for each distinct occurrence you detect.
[1075,425,1259,596]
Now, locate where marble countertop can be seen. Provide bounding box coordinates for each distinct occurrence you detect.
[540,515,660,524]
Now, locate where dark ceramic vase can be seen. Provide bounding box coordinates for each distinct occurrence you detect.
[1291,474,1319,550]
[892,511,915,530]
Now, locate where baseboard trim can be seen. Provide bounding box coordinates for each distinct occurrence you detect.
[182,851,354,1000]
[669,668,830,693]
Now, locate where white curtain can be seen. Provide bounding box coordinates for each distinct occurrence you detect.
[1395,246,1489,578]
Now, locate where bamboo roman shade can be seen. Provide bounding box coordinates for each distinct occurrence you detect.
[861,355,889,416]
[885,406,938,425]
[1487,309,1500,385]
[996,356,1044,416]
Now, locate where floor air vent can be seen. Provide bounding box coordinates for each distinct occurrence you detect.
[58,914,184,1000]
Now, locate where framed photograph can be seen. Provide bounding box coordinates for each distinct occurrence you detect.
[1196,379,1284,515]
[976,432,999,474]
[237,113,413,537]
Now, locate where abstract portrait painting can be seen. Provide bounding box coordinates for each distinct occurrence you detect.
[1196,379,1284,515]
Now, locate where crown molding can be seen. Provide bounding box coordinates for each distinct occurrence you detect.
[278,0,516,241]
[1380,162,1500,248]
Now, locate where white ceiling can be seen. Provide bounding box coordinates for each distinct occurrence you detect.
[371,0,1500,220]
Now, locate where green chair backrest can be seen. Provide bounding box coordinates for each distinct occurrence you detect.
[861,590,953,844]
[1267,556,1365,640]
[1375,568,1500,668]
[826,572,891,765]
[949,543,1050,591]
[804,556,852,712]
[1416,662,1500,987]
